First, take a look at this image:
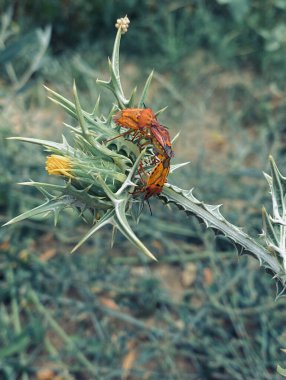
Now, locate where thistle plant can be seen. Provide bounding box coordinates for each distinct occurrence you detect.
[3,16,286,291]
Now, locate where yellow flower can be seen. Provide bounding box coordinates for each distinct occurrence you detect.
[45,155,73,178]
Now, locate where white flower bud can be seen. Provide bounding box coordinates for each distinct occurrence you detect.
[115,16,130,34]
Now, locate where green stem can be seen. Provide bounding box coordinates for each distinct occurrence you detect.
[112,28,124,94]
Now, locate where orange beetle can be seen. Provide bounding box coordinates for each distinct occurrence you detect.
[149,123,174,159]
[113,108,174,159]
[113,108,144,133]
[142,155,171,200]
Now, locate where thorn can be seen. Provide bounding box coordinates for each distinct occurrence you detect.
[146,199,152,216]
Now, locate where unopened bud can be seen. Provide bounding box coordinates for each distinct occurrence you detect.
[115,16,130,34]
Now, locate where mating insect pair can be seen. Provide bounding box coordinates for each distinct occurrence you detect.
[112,108,173,199]
[142,154,171,199]
[113,107,174,159]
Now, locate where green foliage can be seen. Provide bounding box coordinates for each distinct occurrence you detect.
[8,0,142,51]
[2,3,286,380]
[0,9,51,222]
[4,23,165,261]
[6,0,286,82]
[277,356,286,377]
[0,9,51,92]
[0,226,285,379]
[7,17,285,285]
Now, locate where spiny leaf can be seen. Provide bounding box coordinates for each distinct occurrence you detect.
[155,106,168,117]
[7,136,75,155]
[19,181,66,191]
[269,155,285,219]
[45,85,78,117]
[91,94,101,118]
[127,86,137,108]
[71,209,115,253]
[160,183,283,277]
[114,198,157,261]
[277,364,286,377]
[116,148,147,195]
[45,85,113,137]
[106,137,141,160]
[262,206,279,247]
[138,70,154,108]
[171,131,181,144]
[73,81,89,137]
[3,197,72,226]
[106,104,118,124]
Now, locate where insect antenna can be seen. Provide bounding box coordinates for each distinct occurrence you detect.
[104,130,131,143]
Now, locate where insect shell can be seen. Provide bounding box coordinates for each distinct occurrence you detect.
[113,108,174,158]
[143,155,171,200]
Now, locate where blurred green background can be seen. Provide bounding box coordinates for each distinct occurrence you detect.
[1,1,286,379]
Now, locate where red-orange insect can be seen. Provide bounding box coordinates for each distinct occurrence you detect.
[150,123,174,159]
[113,108,173,200]
[113,108,144,134]
[113,108,174,158]
[141,155,171,200]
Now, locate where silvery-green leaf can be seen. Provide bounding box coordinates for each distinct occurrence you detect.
[3,197,71,226]
[160,183,282,276]
[269,155,285,219]
[262,207,279,247]
[277,364,286,377]
[71,209,115,253]
[73,81,89,137]
[170,162,191,173]
[114,198,157,261]
[138,70,154,108]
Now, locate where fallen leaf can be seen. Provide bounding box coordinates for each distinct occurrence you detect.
[122,341,138,380]
[203,267,213,286]
[99,296,119,310]
[40,248,57,262]
[0,241,9,250]
[36,368,55,380]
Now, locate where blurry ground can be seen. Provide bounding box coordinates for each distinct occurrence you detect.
[1,4,286,380]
